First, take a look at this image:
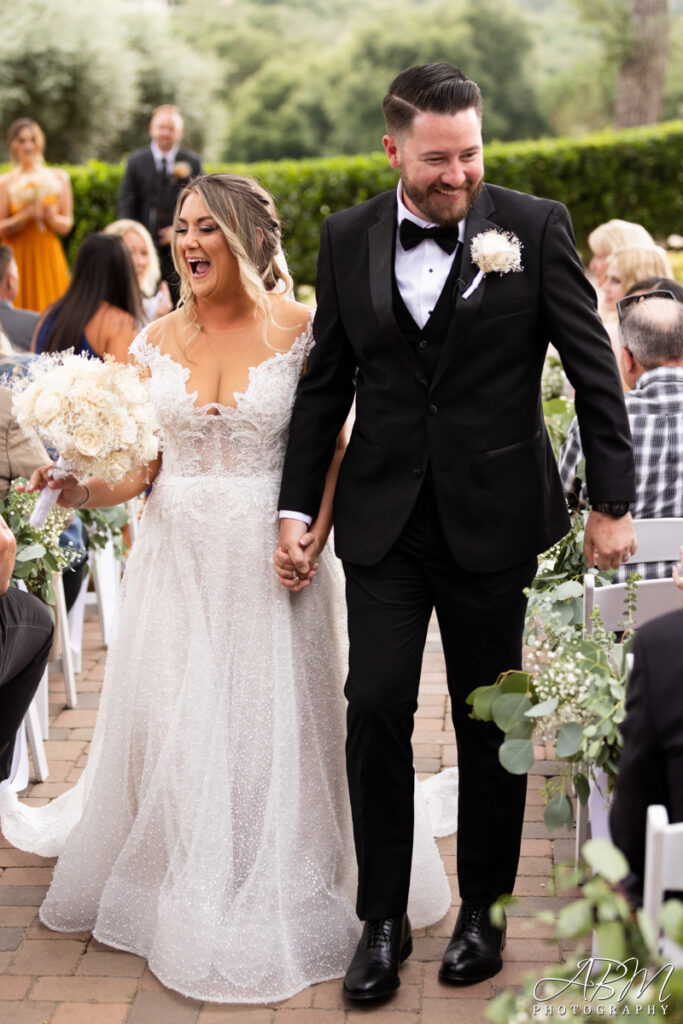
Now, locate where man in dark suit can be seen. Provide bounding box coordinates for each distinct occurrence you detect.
[0,246,39,351]
[610,601,683,907]
[117,105,202,304]
[277,64,637,1001]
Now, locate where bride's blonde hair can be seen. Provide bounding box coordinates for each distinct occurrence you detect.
[171,173,291,328]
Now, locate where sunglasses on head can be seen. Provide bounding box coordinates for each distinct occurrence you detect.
[617,289,679,324]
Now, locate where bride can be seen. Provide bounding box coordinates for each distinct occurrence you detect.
[0,174,451,1003]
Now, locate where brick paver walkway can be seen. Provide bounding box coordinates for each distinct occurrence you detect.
[1,613,578,1024]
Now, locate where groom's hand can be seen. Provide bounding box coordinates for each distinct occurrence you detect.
[584,510,637,571]
[275,518,317,591]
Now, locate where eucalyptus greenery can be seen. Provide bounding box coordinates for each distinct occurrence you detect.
[1,483,78,608]
[77,506,129,562]
[487,840,683,1023]
[468,561,638,832]
[526,509,615,632]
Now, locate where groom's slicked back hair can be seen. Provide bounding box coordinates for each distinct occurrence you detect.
[383,63,482,136]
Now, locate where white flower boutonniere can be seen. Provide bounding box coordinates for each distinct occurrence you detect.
[462,229,523,300]
[172,161,192,181]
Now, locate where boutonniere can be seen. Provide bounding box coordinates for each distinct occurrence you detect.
[462,229,523,300]
[172,161,192,180]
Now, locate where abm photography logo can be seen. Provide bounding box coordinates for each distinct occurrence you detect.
[533,957,674,1016]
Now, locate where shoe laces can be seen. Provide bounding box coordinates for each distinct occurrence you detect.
[461,903,489,935]
[366,919,395,947]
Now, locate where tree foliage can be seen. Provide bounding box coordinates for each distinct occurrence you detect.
[0,0,224,163]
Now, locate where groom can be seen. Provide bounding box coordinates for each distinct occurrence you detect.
[277,63,636,1000]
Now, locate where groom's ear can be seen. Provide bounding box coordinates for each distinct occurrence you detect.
[382,134,401,169]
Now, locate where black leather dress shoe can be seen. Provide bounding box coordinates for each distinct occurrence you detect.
[343,915,412,1001]
[439,901,506,984]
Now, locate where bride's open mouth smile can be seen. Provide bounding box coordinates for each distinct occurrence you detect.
[188,258,211,278]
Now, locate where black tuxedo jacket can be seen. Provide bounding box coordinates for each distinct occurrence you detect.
[279,184,635,571]
[609,609,683,901]
[117,146,203,239]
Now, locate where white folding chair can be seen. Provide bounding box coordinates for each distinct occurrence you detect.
[575,522,683,865]
[84,540,121,648]
[583,574,681,635]
[643,805,683,965]
[49,573,78,708]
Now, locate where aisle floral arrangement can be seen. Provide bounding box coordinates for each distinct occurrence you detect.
[468,513,636,832]
[487,840,683,1022]
[11,352,158,527]
[1,483,78,608]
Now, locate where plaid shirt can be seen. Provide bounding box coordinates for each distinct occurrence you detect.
[558,366,683,581]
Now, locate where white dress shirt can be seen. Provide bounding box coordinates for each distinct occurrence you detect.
[394,182,466,329]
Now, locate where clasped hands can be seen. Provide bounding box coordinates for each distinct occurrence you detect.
[274,518,322,592]
[583,510,637,571]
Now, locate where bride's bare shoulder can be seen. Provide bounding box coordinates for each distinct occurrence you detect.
[268,295,313,333]
[145,309,188,351]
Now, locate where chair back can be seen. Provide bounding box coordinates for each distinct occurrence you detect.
[643,805,683,964]
[627,518,683,564]
[583,575,681,634]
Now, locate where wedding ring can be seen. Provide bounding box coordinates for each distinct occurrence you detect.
[292,571,299,582]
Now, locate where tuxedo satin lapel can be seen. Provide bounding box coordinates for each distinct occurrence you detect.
[430,188,497,392]
[368,199,425,379]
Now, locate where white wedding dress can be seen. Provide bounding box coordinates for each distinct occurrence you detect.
[0,324,452,1003]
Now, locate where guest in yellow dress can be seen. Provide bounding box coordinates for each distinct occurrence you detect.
[0,119,72,313]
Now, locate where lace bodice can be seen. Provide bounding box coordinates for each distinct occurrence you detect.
[131,324,313,479]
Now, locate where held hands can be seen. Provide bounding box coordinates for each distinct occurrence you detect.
[18,464,88,510]
[583,510,637,571]
[274,518,320,592]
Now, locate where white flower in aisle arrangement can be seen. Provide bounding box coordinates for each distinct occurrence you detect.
[12,352,159,527]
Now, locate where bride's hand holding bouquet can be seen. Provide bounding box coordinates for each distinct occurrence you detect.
[12,351,159,525]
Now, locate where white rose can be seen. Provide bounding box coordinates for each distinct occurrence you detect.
[114,416,138,446]
[34,390,62,425]
[106,453,132,480]
[73,428,104,458]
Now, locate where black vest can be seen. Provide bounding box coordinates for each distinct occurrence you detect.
[392,243,462,383]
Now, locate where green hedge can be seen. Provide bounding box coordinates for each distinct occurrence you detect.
[6,120,683,286]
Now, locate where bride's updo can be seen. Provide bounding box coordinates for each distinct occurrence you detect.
[172,173,291,324]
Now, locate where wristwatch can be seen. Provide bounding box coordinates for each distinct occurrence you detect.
[593,501,630,518]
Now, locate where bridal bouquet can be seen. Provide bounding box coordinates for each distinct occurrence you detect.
[10,169,61,232]
[12,353,159,527]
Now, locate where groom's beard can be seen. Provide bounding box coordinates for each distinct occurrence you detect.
[401,173,484,227]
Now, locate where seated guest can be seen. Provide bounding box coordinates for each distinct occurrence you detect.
[0,245,38,351]
[587,219,655,291]
[103,219,172,323]
[600,245,674,374]
[0,514,54,789]
[609,566,683,905]
[32,233,143,362]
[559,292,683,582]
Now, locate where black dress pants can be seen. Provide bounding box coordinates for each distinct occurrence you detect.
[343,479,536,920]
[0,588,54,781]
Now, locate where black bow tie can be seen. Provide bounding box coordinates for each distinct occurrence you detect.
[399,219,460,254]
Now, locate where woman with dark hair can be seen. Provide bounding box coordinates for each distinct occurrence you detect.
[32,232,143,362]
[0,118,72,312]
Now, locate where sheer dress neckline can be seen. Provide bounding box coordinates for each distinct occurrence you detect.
[133,319,313,416]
